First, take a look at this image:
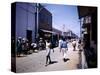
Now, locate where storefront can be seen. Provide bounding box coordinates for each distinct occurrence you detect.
[39,29,52,40]
[78,6,97,68]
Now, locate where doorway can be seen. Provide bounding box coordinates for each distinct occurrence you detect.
[27,30,32,42]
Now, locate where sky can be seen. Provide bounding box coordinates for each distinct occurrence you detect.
[42,3,80,37]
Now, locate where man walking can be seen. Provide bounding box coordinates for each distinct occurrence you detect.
[59,38,63,52]
[72,39,76,51]
[61,39,68,61]
[45,40,52,66]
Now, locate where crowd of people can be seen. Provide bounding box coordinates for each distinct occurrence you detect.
[16,37,37,57]
[45,38,83,66]
[16,37,82,66]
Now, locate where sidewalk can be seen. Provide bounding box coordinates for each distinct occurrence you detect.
[16,42,87,73]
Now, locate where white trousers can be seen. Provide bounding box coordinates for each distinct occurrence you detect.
[62,48,67,58]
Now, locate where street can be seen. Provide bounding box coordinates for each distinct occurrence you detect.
[16,41,87,73]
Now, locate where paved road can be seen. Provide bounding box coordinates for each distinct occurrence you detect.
[16,42,87,73]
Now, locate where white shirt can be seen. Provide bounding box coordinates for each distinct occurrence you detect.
[72,40,76,45]
[59,39,63,48]
[46,42,51,56]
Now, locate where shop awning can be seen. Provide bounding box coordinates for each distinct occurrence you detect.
[40,29,57,34]
[77,6,97,19]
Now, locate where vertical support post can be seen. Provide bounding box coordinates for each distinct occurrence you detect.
[36,3,39,40]
[80,19,82,39]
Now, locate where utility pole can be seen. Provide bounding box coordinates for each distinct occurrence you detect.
[36,3,39,42]
[79,19,82,39]
[35,3,47,43]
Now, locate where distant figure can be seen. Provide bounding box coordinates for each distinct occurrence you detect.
[38,38,43,50]
[38,38,45,50]
[45,40,52,66]
[59,38,63,52]
[16,37,22,57]
[25,39,30,54]
[78,39,82,51]
[50,40,55,52]
[22,38,26,55]
[61,39,68,61]
[72,39,76,51]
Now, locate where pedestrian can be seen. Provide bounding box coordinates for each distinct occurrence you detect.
[38,38,45,50]
[72,39,76,51]
[50,39,55,52]
[22,38,27,55]
[25,39,30,54]
[61,39,68,61]
[58,38,63,52]
[78,39,82,51]
[16,37,22,57]
[45,40,52,66]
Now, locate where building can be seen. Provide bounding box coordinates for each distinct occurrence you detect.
[11,2,52,42]
[52,28,62,39]
[52,28,62,46]
[78,6,97,68]
[52,27,78,44]
[38,4,52,41]
[62,30,78,40]
[11,2,37,72]
[12,2,36,43]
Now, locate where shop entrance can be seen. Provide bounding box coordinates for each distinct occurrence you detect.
[27,30,32,42]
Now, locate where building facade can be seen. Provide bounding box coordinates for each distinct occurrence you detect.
[38,4,52,41]
[52,28,62,46]
[78,6,97,68]
[12,2,52,43]
[12,2,37,43]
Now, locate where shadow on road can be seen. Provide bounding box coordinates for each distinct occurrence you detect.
[45,61,58,67]
[17,55,27,58]
[50,61,58,64]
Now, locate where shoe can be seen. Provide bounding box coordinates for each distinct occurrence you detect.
[63,58,65,61]
[45,64,47,67]
[49,61,52,64]
[63,58,67,62]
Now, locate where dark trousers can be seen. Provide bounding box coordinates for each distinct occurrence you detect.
[46,55,51,64]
